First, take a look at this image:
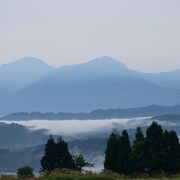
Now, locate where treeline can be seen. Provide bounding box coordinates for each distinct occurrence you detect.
[104,122,180,174]
[40,122,180,175]
[41,136,93,173]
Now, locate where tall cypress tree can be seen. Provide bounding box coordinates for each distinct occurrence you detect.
[55,137,75,169]
[104,130,132,174]
[105,122,180,174]
[118,130,132,174]
[145,121,164,172]
[104,130,121,172]
[41,136,75,173]
[129,127,146,173]
[134,127,144,145]
[162,130,180,173]
[41,136,57,173]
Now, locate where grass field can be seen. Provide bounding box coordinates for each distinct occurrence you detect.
[1,170,180,180]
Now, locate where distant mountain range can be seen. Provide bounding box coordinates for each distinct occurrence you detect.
[1,56,180,113]
[1,104,180,120]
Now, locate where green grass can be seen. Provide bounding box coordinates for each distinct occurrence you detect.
[41,169,180,180]
[1,170,180,180]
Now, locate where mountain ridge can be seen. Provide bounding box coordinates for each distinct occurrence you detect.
[1,56,180,113]
[0,56,55,94]
[1,104,180,120]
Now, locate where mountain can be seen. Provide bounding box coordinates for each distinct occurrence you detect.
[1,104,180,120]
[143,70,180,89]
[0,56,55,94]
[1,56,180,113]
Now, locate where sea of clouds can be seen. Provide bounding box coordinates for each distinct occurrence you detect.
[0,117,178,136]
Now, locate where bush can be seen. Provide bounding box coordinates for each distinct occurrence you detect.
[17,166,34,179]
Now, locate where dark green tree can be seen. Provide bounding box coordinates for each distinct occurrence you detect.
[104,130,121,172]
[118,130,132,174]
[55,137,75,169]
[129,127,146,173]
[105,122,180,175]
[145,121,164,172]
[104,130,132,174]
[41,136,75,173]
[162,130,180,173]
[17,166,34,179]
[134,127,144,145]
[41,135,57,173]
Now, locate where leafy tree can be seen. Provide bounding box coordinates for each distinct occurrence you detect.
[73,155,94,172]
[41,135,57,173]
[17,166,34,179]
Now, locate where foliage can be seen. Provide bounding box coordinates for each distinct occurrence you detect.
[133,127,144,144]
[104,130,121,173]
[41,136,75,173]
[16,166,34,179]
[73,155,93,172]
[105,122,180,175]
[104,130,131,174]
[41,135,57,173]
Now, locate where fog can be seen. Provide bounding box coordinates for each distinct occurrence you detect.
[0,117,178,136]
[0,118,179,172]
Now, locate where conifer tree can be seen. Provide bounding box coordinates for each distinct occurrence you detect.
[134,127,144,145]
[41,136,75,173]
[118,130,132,174]
[145,121,164,172]
[104,130,121,172]
[41,136,57,173]
[104,130,132,174]
[162,130,180,173]
[55,137,75,169]
[129,127,146,173]
[105,122,180,174]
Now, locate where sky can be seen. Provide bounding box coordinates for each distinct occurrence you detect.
[0,0,180,73]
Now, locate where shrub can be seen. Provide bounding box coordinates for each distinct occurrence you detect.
[17,166,34,179]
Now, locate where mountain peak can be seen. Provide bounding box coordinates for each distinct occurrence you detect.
[86,56,128,70]
[83,56,129,74]
[0,57,55,72]
[0,56,55,93]
[11,56,49,66]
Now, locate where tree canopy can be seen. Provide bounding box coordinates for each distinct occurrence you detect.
[41,136,92,173]
[104,122,180,174]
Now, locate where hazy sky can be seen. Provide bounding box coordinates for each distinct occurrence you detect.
[0,0,180,72]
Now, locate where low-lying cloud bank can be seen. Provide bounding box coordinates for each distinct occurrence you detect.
[0,117,178,136]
